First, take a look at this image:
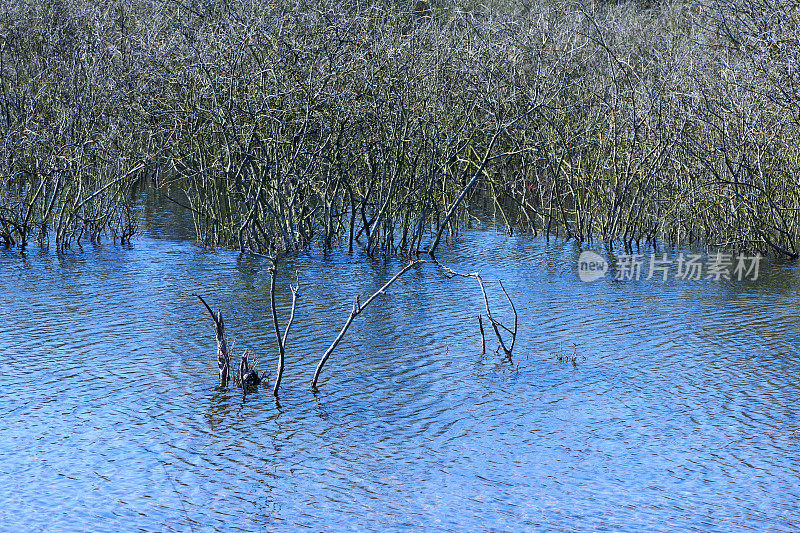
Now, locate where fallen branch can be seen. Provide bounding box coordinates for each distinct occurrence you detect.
[497,280,518,357]
[311,259,424,391]
[474,274,517,357]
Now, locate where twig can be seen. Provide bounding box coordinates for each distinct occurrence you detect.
[311,259,424,390]
[245,250,299,396]
[269,262,283,396]
[478,314,486,354]
[283,271,300,349]
[474,274,514,357]
[432,259,517,357]
[498,280,518,354]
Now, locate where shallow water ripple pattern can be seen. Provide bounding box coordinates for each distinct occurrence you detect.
[1,230,799,531]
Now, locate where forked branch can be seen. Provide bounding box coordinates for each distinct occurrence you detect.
[270,262,299,397]
[474,275,517,357]
[433,260,518,357]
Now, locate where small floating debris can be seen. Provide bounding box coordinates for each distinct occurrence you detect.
[553,342,584,366]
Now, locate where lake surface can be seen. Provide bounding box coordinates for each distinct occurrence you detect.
[1,197,799,532]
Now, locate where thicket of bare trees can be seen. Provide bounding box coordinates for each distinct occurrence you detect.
[2,0,800,255]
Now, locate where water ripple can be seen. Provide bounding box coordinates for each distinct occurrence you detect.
[1,230,800,531]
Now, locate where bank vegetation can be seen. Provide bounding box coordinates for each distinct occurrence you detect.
[2,0,800,256]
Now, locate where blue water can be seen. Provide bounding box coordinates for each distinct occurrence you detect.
[1,206,799,531]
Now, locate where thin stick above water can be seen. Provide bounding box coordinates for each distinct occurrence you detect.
[311,259,424,391]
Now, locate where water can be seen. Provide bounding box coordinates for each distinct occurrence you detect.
[1,200,799,531]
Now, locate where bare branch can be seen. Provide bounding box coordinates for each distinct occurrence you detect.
[311,259,424,391]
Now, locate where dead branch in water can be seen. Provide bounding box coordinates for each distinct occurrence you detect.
[269,260,299,397]
[478,314,486,355]
[246,249,300,397]
[195,294,230,387]
[311,259,425,391]
[196,293,265,391]
[476,276,517,358]
[433,260,518,358]
[235,349,262,389]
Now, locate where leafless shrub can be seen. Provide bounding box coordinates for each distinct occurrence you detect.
[4,0,800,256]
[0,1,148,248]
